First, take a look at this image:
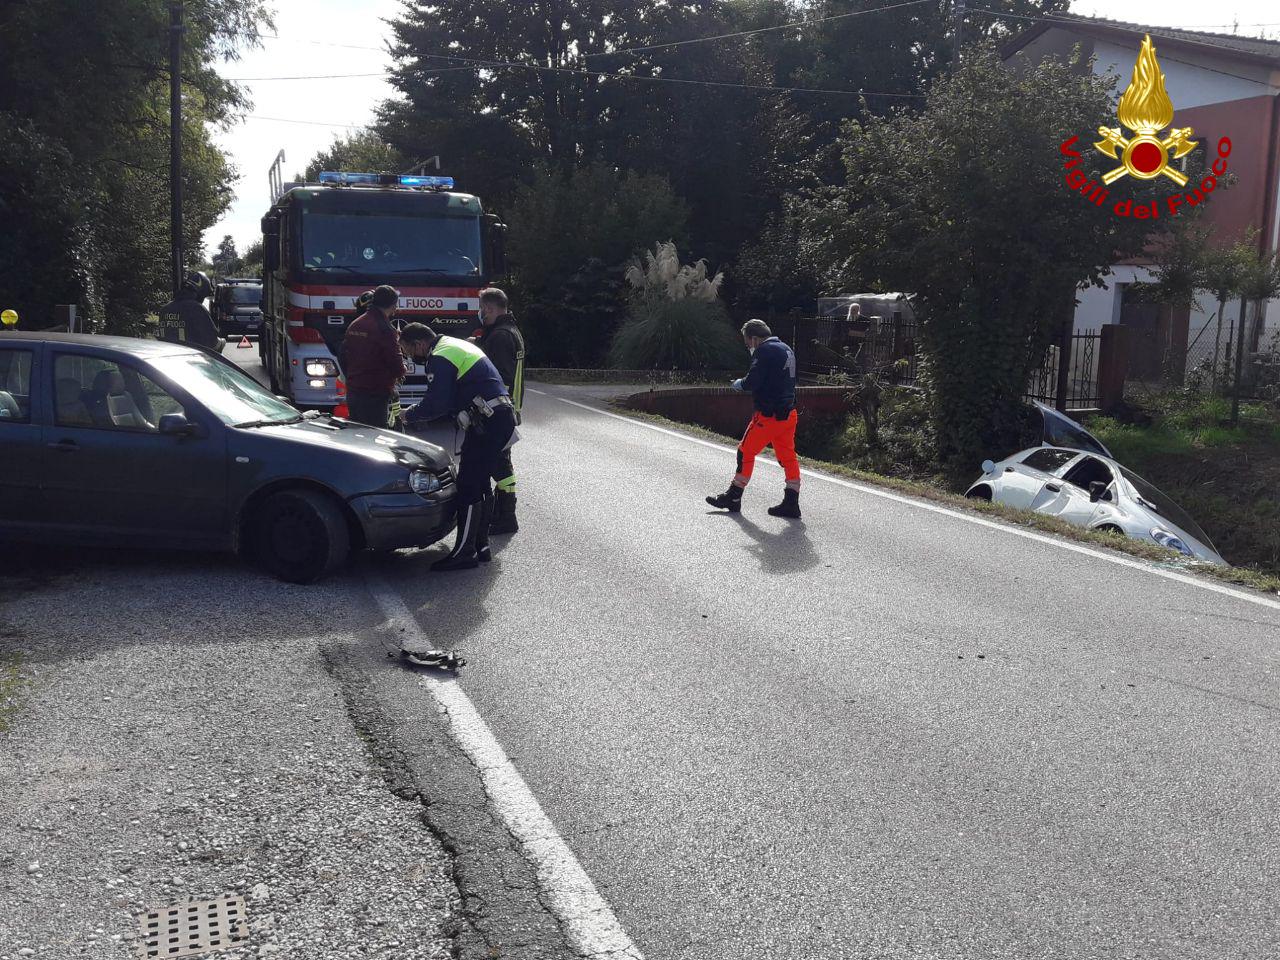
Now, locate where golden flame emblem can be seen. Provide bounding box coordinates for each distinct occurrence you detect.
[1094,35,1197,186]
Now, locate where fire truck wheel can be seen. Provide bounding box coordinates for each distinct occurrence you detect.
[252,488,351,584]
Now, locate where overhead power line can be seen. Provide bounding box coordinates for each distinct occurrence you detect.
[224,67,475,81]
[245,30,929,99]
[413,50,923,98]
[244,114,366,128]
[225,72,385,80]
[584,0,936,58]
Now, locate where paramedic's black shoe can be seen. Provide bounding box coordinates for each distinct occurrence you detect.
[705,485,743,513]
[433,502,480,571]
[767,489,802,519]
[489,491,519,535]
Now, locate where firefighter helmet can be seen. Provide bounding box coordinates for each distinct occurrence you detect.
[354,290,375,313]
[182,270,214,300]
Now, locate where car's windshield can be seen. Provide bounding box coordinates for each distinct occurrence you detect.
[1038,403,1111,457]
[1119,466,1216,551]
[150,353,299,426]
[229,286,260,304]
[300,213,481,278]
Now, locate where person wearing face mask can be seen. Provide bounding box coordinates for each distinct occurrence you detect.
[706,319,802,518]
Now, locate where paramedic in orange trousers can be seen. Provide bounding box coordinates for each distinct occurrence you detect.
[706,319,802,518]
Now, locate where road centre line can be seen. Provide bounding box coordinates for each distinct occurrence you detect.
[363,577,646,960]
[549,393,1280,614]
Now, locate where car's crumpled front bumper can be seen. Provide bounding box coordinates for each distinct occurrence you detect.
[348,487,456,551]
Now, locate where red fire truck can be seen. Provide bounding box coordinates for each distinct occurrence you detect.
[259,158,506,411]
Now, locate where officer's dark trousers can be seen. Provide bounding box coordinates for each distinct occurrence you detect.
[457,407,516,506]
[347,391,392,428]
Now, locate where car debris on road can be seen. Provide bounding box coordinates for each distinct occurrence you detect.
[398,647,467,672]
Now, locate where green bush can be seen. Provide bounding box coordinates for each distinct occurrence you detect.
[608,297,745,371]
[833,387,941,480]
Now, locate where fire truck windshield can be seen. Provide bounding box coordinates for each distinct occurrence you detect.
[300,212,482,280]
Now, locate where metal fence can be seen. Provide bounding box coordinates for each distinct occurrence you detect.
[789,314,920,385]
[789,315,1107,411]
[1025,330,1102,410]
[1127,307,1280,397]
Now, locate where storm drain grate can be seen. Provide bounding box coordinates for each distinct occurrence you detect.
[137,895,249,958]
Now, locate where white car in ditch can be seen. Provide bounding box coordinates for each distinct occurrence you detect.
[966,446,1225,565]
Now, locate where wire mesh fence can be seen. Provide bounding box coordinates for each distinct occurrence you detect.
[1126,307,1280,399]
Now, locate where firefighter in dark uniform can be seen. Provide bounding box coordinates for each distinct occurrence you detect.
[469,287,525,534]
[156,270,220,352]
[400,322,517,571]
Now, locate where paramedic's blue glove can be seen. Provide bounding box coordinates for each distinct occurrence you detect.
[730,378,745,392]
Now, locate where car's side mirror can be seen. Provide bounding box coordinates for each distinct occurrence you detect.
[159,413,196,437]
[1089,480,1107,503]
[981,459,995,475]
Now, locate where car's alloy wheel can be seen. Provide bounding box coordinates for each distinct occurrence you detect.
[254,488,350,583]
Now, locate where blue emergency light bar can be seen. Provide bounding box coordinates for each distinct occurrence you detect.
[317,171,455,189]
[399,175,454,188]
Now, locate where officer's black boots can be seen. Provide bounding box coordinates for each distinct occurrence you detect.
[489,491,518,535]
[433,501,482,571]
[705,484,743,513]
[476,494,493,563]
[768,489,802,519]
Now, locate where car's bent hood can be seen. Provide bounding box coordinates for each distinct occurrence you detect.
[238,418,451,471]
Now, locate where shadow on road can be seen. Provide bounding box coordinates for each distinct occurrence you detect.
[709,511,822,576]
[364,538,506,652]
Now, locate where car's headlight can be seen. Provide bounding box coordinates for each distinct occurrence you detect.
[410,470,443,496]
[305,359,337,377]
[1151,527,1193,556]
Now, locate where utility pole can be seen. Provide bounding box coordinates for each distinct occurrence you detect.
[953,0,965,69]
[169,1,184,295]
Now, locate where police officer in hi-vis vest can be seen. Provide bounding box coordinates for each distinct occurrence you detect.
[400,322,517,572]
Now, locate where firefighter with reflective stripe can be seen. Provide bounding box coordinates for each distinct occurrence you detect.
[156,270,220,352]
[706,319,802,518]
[400,322,517,571]
[470,287,524,534]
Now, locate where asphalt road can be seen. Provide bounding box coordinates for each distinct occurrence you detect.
[4,343,1279,959]
[370,383,1280,960]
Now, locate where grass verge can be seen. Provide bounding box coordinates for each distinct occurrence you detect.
[607,398,1280,598]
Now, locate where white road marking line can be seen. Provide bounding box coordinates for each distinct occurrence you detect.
[364,577,646,960]
[551,394,1280,614]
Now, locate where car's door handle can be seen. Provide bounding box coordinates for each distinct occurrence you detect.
[47,440,79,453]
[1045,483,1062,492]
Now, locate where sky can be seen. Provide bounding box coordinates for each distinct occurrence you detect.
[203,0,1280,257]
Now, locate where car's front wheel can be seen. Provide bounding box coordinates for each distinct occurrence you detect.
[252,488,351,583]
